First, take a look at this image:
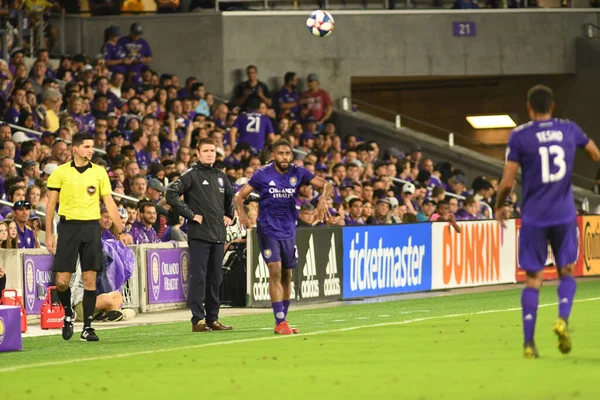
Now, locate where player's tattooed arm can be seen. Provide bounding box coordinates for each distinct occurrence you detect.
[234,184,255,229]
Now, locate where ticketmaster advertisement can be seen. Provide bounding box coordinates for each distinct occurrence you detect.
[248,227,343,307]
[342,224,433,299]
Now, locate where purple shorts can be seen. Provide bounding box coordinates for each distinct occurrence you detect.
[518,221,579,272]
[257,233,298,269]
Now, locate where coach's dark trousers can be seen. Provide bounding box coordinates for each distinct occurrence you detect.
[188,238,224,325]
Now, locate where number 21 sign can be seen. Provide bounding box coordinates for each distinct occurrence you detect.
[453,21,476,37]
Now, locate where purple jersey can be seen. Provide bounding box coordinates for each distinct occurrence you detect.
[249,164,314,240]
[104,42,128,76]
[116,36,152,76]
[233,112,274,152]
[130,221,160,244]
[507,119,589,227]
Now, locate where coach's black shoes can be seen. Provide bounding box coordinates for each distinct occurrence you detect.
[80,327,99,342]
[62,316,74,341]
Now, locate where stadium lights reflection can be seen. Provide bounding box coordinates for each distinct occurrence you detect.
[466,115,517,129]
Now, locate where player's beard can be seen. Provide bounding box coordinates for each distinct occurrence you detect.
[275,160,290,172]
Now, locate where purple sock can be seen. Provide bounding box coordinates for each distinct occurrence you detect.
[272,302,285,325]
[521,287,539,344]
[282,300,291,318]
[557,275,577,322]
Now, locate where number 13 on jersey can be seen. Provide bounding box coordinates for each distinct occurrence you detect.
[539,145,566,183]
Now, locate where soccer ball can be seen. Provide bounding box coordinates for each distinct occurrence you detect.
[306,10,335,37]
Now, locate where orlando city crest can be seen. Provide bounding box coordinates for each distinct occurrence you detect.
[289,176,297,186]
[181,251,189,298]
[25,259,34,310]
[218,177,224,187]
[151,253,160,301]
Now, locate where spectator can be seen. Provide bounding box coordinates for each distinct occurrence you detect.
[130,174,148,200]
[117,23,153,81]
[417,198,436,222]
[5,88,31,124]
[233,65,272,111]
[430,199,461,232]
[345,198,365,225]
[13,200,38,248]
[448,197,459,215]
[130,201,160,244]
[302,73,332,127]
[21,160,40,186]
[277,72,304,121]
[34,88,61,133]
[0,221,8,248]
[367,198,392,225]
[1,185,26,217]
[0,156,17,198]
[162,209,187,241]
[3,219,18,248]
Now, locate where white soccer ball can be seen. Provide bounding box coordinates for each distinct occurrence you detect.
[306,10,335,38]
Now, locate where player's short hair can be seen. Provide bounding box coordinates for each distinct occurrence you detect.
[271,139,292,152]
[197,137,216,150]
[246,97,260,111]
[72,133,93,147]
[527,85,554,114]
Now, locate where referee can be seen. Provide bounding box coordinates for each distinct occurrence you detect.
[166,137,235,332]
[45,133,124,342]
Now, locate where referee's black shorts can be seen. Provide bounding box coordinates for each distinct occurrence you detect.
[52,219,102,273]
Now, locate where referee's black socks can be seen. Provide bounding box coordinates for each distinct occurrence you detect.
[83,290,96,329]
[58,288,73,317]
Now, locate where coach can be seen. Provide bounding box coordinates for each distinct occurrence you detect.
[166,138,235,333]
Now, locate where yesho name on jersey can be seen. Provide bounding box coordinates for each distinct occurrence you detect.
[268,187,297,199]
[536,130,563,143]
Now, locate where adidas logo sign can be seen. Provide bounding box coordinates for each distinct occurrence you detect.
[323,233,341,296]
[269,181,276,186]
[301,234,319,299]
[524,314,533,321]
[253,253,270,302]
[202,180,209,185]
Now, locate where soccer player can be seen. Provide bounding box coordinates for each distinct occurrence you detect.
[495,85,600,358]
[45,133,124,342]
[229,97,274,153]
[235,139,332,335]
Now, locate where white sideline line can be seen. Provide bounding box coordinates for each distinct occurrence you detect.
[2,296,600,373]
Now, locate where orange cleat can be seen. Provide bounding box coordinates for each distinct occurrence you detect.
[290,326,299,334]
[274,321,294,335]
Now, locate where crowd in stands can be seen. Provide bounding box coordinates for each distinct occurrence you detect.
[0,21,524,250]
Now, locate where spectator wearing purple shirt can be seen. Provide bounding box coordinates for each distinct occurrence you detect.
[13,200,37,248]
[345,198,365,225]
[277,72,303,121]
[117,23,153,80]
[4,88,29,124]
[229,97,274,153]
[131,129,150,172]
[455,196,480,221]
[103,25,128,76]
[130,202,160,244]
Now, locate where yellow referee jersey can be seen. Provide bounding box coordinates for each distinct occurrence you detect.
[47,161,112,221]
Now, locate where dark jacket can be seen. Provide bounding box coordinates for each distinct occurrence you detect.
[166,162,234,244]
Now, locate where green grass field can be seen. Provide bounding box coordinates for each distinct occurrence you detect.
[2,280,600,400]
